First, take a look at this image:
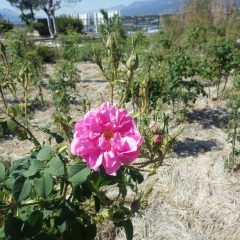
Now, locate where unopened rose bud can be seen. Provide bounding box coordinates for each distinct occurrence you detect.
[154,134,161,144]
[151,126,157,133]
[126,52,139,70]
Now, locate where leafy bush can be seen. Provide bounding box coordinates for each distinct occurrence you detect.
[48,61,79,115]
[37,45,58,63]
[0,19,13,33]
[33,20,50,37]
[77,42,103,62]
[56,16,84,34]
[58,30,103,62]
[58,29,82,61]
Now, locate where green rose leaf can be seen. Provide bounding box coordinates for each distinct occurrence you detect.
[23,210,43,237]
[68,163,91,185]
[47,156,64,176]
[34,174,53,198]
[37,144,52,161]
[23,160,43,177]
[12,176,31,202]
[0,226,5,239]
[6,119,17,131]
[0,161,5,183]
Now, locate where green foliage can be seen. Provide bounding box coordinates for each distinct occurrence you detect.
[58,29,82,62]
[48,61,79,115]
[37,45,58,63]
[99,9,126,43]
[200,37,240,98]
[0,19,13,33]
[4,30,44,102]
[33,21,49,37]
[184,23,224,49]
[0,136,147,239]
[56,16,84,34]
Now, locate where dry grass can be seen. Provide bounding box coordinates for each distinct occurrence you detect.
[122,94,240,240]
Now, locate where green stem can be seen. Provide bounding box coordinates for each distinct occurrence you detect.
[0,107,41,147]
[0,86,8,110]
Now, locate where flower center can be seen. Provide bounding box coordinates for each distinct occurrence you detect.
[103,129,114,139]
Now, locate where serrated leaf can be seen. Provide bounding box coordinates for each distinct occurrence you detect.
[23,160,43,177]
[43,209,53,219]
[0,226,5,239]
[37,145,52,161]
[6,119,17,131]
[34,174,53,198]
[68,164,91,184]
[0,161,5,182]
[12,176,31,202]
[47,156,64,176]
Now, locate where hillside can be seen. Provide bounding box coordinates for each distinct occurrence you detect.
[120,0,181,16]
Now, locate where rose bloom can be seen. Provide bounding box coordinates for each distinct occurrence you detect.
[71,102,142,176]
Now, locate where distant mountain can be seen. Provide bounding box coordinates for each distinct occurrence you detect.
[119,0,182,16]
[0,8,22,24]
[108,5,126,11]
[113,0,240,16]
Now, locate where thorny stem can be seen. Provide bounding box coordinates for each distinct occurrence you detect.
[111,83,114,105]
[232,110,238,164]
[24,88,28,128]
[0,86,8,110]
[0,106,41,147]
[222,75,229,93]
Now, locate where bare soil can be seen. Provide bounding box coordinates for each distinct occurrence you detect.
[1,62,239,240]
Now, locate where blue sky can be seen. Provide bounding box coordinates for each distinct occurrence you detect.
[0,0,139,15]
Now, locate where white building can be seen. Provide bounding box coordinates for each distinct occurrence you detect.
[93,10,121,32]
[69,10,121,33]
[70,13,90,26]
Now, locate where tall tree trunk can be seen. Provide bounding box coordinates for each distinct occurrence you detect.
[52,14,57,37]
[45,11,55,38]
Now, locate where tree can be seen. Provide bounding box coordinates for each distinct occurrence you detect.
[184,0,213,27]
[7,0,82,38]
[7,0,38,24]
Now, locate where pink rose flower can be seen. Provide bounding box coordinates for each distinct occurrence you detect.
[71,102,142,176]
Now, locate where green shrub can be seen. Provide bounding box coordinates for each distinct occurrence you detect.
[0,19,13,33]
[33,20,50,37]
[37,45,58,63]
[56,16,84,34]
[77,42,103,62]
